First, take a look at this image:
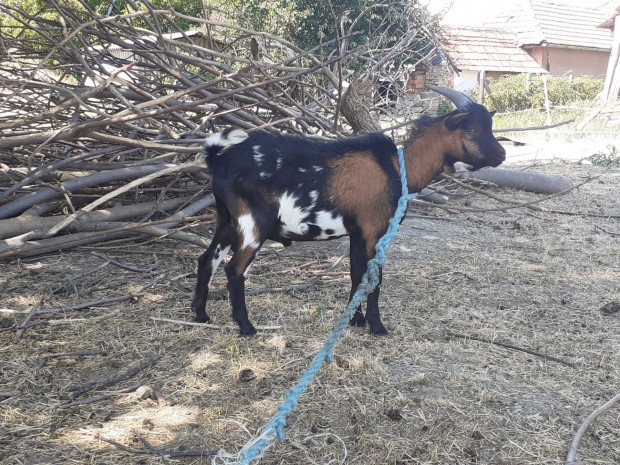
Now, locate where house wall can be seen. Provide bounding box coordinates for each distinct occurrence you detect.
[453,69,479,92]
[526,46,609,77]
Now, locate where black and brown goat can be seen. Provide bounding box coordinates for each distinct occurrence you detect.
[191,86,506,336]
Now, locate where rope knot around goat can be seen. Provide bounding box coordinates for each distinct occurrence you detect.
[214,147,417,465]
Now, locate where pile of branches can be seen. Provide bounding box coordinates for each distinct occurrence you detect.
[0,1,439,259]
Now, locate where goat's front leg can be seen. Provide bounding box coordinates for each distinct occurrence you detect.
[364,267,387,336]
[225,245,262,336]
[191,224,232,323]
[348,233,387,336]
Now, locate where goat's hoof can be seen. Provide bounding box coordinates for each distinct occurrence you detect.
[239,324,257,337]
[349,314,366,327]
[194,313,211,324]
[370,324,388,337]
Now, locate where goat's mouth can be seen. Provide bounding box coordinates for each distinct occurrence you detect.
[466,154,505,171]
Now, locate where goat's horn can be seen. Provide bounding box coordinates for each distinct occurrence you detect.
[428,85,475,110]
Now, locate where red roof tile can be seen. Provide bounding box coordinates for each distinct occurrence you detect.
[441,26,548,73]
[488,0,614,50]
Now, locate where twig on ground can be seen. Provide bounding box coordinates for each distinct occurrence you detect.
[38,348,107,368]
[12,297,45,343]
[151,317,281,331]
[0,391,20,400]
[566,392,620,465]
[39,294,136,315]
[59,382,143,409]
[67,356,161,397]
[595,225,620,236]
[97,433,218,457]
[47,309,122,325]
[413,175,602,216]
[447,331,575,367]
[90,252,156,272]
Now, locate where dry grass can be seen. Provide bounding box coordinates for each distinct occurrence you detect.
[1,161,619,465]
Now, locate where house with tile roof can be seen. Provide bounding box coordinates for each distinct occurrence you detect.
[599,4,620,99]
[439,26,548,92]
[487,0,614,77]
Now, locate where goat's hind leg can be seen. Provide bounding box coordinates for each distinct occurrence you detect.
[191,224,232,323]
[225,244,262,336]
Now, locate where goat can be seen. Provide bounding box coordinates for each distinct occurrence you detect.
[191,86,506,336]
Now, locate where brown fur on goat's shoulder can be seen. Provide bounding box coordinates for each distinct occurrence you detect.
[328,151,393,256]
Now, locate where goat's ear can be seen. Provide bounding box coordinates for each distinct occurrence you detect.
[445,111,471,130]
[489,110,497,117]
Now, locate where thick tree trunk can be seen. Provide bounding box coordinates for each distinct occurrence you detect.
[340,84,381,134]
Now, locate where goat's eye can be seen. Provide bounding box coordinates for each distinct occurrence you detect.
[467,129,476,134]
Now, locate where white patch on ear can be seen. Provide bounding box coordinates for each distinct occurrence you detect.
[226,129,249,145]
[205,129,249,150]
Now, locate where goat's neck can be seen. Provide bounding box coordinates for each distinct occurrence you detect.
[400,125,451,192]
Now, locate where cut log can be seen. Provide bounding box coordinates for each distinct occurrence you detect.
[416,188,448,205]
[456,168,572,194]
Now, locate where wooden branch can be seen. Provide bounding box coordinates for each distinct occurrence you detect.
[411,175,599,215]
[12,297,44,344]
[0,164,183,220]
[97,434,218,458]
[455,168,572,195]
[58,382,143,409]
[448,331,575,367]
[151,317,281,331]
[38,349,106,369]
[67,356,161,397]
[565,392,620,465]
[0,196,192,240]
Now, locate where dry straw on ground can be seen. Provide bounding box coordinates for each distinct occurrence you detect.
[1,161,619,465]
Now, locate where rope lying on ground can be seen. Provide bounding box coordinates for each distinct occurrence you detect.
[214,147,417,465]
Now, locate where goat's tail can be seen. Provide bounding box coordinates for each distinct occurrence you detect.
[204,128,249,158]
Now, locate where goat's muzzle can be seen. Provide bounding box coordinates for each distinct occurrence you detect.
[468,150,506,171]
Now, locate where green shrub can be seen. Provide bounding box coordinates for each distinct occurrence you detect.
[480,73,603,112]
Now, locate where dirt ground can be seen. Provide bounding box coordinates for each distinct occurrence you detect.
[1,158,619,465]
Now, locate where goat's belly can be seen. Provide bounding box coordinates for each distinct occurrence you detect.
[277,211,349,241]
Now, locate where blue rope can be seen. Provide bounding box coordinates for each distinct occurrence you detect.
[233,147,417,465]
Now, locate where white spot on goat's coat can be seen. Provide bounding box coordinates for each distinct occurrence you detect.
[238,214,260,249]
[314,210,347,238]
[298,167,307,173]
[260,172,272,179]
[208,244,230,286]
[278,192,312,236]
[276,157,283,170]
[253,146,264,166]
[313,166,323,172]
[277,191,346,239]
